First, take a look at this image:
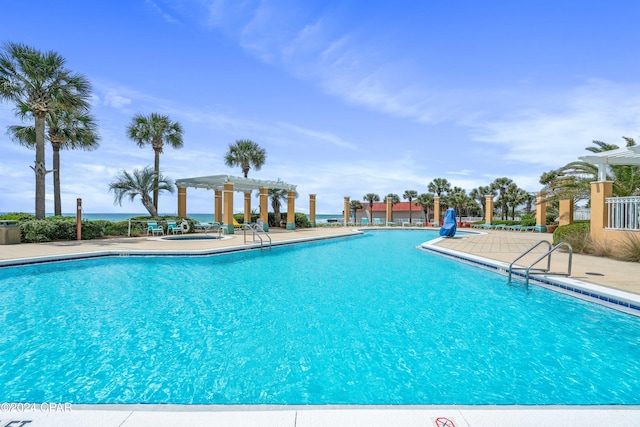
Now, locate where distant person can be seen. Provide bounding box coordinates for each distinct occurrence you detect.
[439,208,457,237]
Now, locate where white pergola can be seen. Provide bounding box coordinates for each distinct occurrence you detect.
[175,175,296,192]
[174,175,299,232]
[579,145,640,180]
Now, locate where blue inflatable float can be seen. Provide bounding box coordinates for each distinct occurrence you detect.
[439,208,457,237]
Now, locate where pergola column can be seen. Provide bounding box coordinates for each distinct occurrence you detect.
[309,194,316,228]
[244,191,252,224]
[286,190,296,230]
[434,197,441,227]
[386,196,392,225]
[590,181,613,242]
[214,190,223,224]
[344,197,350,224]
[559,199,574,226]
[485,195,494,225]
[535,193,547,232]
[259,187,269,231]
[177,186,187,218]
[223,183,234,234]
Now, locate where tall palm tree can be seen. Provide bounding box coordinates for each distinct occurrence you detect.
[350,200,363,223]
[385,193,400,221]
[127,112,183,211]
[224,139,267,178]
[268,188,287,224]
[491,177,514,220]
[8,108,100,215]
[363,193,380,222]
[447,187,471,222]
[415,193,434,222]
[403,190,418,224]
[0,42,92,219]
[427,178,452,197]
[108,166,175,218]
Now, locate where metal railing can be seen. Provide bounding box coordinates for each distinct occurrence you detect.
[606,196,640,230]
[242,223,272,248]
[508,240,572,289]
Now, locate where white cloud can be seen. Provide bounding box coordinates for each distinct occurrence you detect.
[470,79,640,168]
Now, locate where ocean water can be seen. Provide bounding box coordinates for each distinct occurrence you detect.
[1,230,639,405]
[1,213,342,223]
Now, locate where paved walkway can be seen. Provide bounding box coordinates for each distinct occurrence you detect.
[1,226,639,427]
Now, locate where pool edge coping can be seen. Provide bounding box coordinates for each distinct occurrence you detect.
[421,236,640,317]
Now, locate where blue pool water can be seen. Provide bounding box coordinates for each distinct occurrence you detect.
[1,230,639,405]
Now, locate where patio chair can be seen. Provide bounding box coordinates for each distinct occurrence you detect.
[167,220,182,234]
[374,218,382,226]
[361,217,369,226]
[147,221,164,236]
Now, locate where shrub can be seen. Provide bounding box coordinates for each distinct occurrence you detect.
[294,212,311,228]
[0,212,34,221]
[615,233,640,262]
[19,216,105,242]
[553,222,591,253]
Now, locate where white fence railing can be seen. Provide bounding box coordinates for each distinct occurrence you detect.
[606,196,640,230]
[574,208,590,221]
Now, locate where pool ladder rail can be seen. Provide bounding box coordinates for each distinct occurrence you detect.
[507,240,573,289]
[242,223,272,249]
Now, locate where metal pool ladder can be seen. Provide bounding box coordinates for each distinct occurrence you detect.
[507,240,573,289]
[242,223,272,249]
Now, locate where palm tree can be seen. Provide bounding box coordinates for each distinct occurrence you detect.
[469,186,494,220]
[415,193,434,222]
[447,187,471,222]
[0,42,92,219]
[491,177,514,220]
[224,139,267,178]
[363,193,380,222]
[385,193,400,221]
[403,190,418,224]
[540,138,640,203]
[428,178,452,220]
[268,188,287,225]
[427,178,452,197]
[127,112,183,211]
[503,183,528,220]
[108,166,175,218]
[350,200,363,223]
[8,108,99,215]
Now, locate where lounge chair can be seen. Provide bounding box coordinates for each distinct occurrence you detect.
[147,221,164,236]
[361,218,369,226]
[374,218,382,226]
[167,220,182,234]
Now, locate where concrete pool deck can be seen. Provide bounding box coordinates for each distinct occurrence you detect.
[1,226,639,427]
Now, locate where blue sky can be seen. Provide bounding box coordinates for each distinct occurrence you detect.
[2,0,640,215]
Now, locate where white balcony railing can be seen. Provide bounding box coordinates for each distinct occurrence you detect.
[606,196,640,230]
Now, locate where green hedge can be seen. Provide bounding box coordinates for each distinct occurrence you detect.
[19,216,105,243]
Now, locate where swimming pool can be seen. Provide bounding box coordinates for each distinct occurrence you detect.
[1,230,639,405]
